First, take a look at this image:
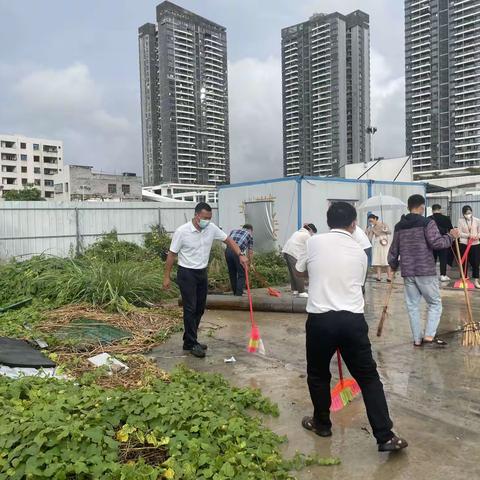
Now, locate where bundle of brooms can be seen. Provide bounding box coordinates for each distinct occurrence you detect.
[454,239,480,347]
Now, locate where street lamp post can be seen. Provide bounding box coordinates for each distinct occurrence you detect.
[366,126,377,164]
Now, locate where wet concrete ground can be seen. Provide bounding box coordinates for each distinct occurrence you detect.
[150,278,480,479]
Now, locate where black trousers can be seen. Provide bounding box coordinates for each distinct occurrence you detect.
[306,311,394,444]
[433,248,449,276]
[177,266,208,348]
[225,248,245,296]
[459,243,480,279]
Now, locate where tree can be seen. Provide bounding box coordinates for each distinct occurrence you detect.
[3,186,45,201]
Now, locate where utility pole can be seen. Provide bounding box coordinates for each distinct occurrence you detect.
[366,126,377,164]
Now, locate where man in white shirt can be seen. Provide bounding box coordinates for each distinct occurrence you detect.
[282,223,317,298]
[164,202,248,358]
[295,202,407,452]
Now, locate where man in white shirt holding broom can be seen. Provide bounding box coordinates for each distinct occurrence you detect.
[295,201,407,452]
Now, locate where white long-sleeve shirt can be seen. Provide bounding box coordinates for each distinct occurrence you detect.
[282,228,311,260]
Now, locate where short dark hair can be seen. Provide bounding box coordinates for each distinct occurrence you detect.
[431,204,442,212]
[195,202,212,214]
[304,223,317,233]
[242,224,253,230]
[408,194,425,210]
[367,214,379,220]
[327,202,357,229]
[462,205,472,215]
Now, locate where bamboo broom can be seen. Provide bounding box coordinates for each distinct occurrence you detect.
[454,238,480,347]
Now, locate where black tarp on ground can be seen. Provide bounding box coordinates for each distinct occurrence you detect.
[0,337,56,368]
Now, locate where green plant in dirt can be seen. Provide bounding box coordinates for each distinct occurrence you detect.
[0,367,339,479]
[0,256,70,307]
[207,245,289,292]
[144,225,172,260]
[0,300,52,338]
[3,186,45,201]
[33,258,178,312]
[83,231,147,263]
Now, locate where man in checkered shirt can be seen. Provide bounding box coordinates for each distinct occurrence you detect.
[226,224,254,296]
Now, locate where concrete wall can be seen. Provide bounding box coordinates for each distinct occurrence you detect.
[0,201,218,260]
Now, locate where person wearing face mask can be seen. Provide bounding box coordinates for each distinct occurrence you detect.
[457,205,480,289]
[388,195,460,348]
[429,204,454,282]
[282,223,317,298]
[295,202,407,452]
[366,214,393,283]
[163,202,248,358]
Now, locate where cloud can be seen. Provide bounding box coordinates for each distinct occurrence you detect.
[4,62,140,174]
[228,56,283,182]
[370,50,406,159]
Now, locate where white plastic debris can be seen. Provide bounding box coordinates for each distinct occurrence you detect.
[224,356,236,363]
[87,353,129,373]
[0,365,66,379]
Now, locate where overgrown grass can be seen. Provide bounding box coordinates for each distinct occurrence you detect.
[33,258,176,312]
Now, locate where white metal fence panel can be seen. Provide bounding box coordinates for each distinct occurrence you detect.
[0,202,217,260]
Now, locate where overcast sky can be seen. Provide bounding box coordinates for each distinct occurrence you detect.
[0,0,405,183]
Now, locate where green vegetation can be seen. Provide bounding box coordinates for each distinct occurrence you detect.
[3,186,44,201]
[0,368,339,479]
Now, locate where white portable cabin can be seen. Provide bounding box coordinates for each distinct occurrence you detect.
[218,176,426,252]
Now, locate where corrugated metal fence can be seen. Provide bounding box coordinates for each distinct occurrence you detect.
[0,202,218,260]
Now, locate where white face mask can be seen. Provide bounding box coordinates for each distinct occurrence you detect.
[465,213,473,220]
[199,219,210,229]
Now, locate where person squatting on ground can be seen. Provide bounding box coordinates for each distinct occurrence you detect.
[388,195,460,348]
[282,223,317,298]
[163,202,248,358]
[457,205,480,289]
[225,224,254,296]
[366,214,393,283]
[295,202,407,452]
[429,204,453,282]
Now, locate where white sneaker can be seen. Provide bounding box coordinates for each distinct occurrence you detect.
[475,279,480,289]
[439,275,450,282]
[298,292,309,298]
[292,290,299,296]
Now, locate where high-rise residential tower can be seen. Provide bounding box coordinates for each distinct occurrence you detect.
[282,11,371,177]
[139,1,230,187]
[405,0,480,177]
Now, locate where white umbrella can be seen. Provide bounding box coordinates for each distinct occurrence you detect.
[358,194,407,212]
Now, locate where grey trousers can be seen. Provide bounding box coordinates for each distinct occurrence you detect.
[283,253,305,293]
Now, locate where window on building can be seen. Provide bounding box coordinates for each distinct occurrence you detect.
[21,166,27,173]
[21,154,27,161]
[20,142,27,149]
[34,156,40,162]
[34,179,41,186]
[44,179,54,187]
[22,178,28,185]
[65,182,69,192]
[34,167,40,174]
[121,184,130,195]
[45,192,54,198]
[108,184,117,194]
[33,144,39,151]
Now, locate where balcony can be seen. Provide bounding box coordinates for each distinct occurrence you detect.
[1,153,17,161]
[0,140,16,148]
[43,145,58,153]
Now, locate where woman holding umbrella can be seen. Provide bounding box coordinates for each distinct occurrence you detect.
[366,214,393,282]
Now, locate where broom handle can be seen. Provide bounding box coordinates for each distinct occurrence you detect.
[376,278,395,337]
[336,349,343,383]
[244,266,255,327]
[454,238,474,323]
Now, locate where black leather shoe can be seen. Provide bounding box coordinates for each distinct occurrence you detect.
[190,344,206,358]
[198,343,208,350]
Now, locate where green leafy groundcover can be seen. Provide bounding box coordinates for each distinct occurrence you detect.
[0,368,339,479]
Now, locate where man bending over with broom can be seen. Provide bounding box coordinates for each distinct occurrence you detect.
[295,202,407,452]
[388,194,460,348]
